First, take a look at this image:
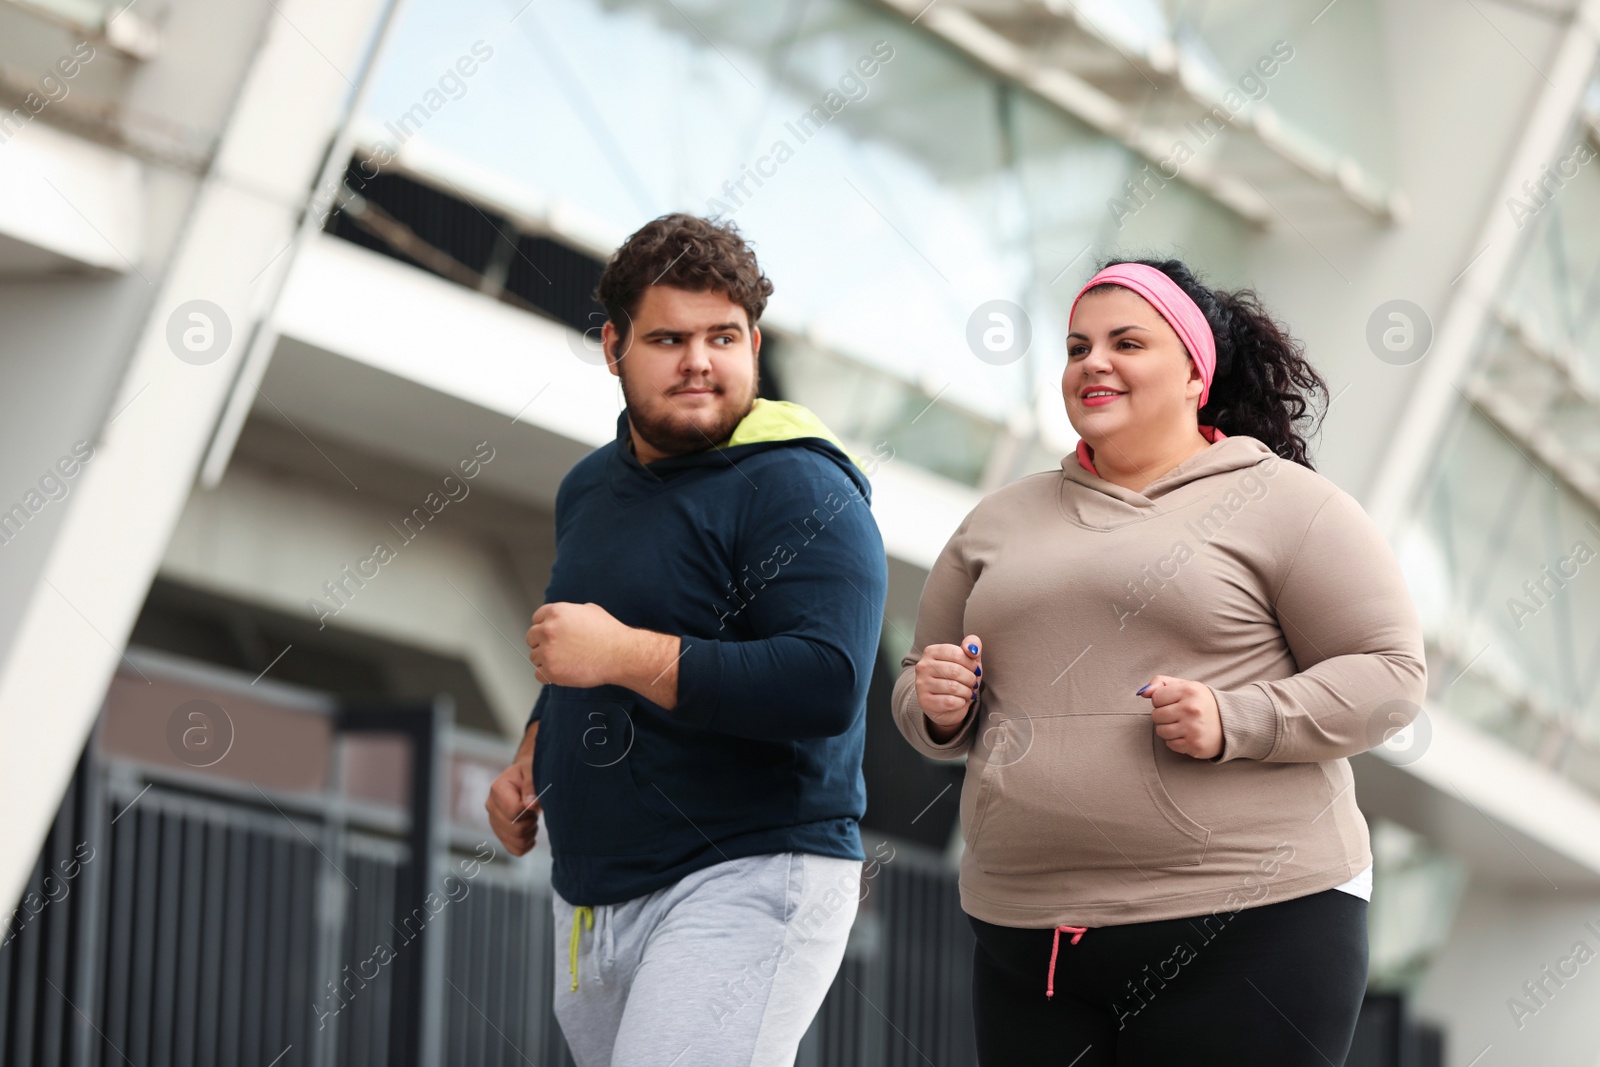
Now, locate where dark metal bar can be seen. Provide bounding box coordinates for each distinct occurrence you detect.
[242,832,269,1066]
[126,807,159,1064]
[198,820,226,1067]
[151,810,182,1066]
[286,840,314,1067]
[174,814,203,1067]
[12,850,44,1065]
[336,697,451,1067]
[220,826,248,1066]
[265,834,291,1058]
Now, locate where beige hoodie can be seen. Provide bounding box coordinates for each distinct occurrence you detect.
[891,434,1427,928]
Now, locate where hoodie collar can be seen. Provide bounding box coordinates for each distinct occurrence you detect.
[1075,424,1227,478]
[1057,433,1278,527]
[716,398,872,472]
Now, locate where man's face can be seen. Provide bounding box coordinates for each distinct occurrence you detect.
[603,285,761,463]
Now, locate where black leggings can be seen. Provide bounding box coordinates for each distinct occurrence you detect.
[969,888,1368,1067]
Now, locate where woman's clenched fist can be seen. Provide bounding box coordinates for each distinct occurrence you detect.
[915,634,984,742]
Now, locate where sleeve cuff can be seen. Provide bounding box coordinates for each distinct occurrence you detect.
[1208,682,1279,762]
[668,634,723,729]
[902,688,978,757]
[925,711,977,753]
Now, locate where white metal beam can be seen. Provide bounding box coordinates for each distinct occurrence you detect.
[1366,0,1600,534]
[874,0,1406,227]
[0,120,143,273]
[0,0,402,916]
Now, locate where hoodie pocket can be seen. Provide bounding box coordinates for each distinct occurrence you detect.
[533,692,672,857]
[965,712,1209,874]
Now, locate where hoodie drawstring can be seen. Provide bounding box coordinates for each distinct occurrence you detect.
[569,906,594,992]
[1046,925,1088,999]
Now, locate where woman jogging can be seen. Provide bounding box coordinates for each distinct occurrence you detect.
[892,259,1427,1065]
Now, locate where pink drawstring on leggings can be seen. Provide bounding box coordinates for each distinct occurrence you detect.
[1046,925,1088,999]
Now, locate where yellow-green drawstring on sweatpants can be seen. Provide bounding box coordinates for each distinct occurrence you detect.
[568,906,594,991]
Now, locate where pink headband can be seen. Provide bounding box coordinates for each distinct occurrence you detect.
[1069,263,1217,408]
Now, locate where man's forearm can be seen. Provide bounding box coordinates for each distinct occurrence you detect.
[516,721,538,765]
[611,628,681,708]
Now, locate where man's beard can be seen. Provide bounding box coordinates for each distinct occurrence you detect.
[619,373,756,459]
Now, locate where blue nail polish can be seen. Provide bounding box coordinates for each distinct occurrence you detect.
[968,644,979,655]
[1136,685,1150,696]
[975,666,982,676]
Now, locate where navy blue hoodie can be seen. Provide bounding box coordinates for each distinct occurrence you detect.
[527,399,889,905]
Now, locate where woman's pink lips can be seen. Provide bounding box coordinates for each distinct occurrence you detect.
[1080,391,1125,407]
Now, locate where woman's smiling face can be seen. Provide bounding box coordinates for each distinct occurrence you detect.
[1062,285,1205,441]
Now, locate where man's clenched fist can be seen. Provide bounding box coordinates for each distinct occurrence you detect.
[486,724,541,856]
[526,602,628,687]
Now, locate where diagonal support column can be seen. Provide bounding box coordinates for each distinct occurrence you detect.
[0,0,405,915]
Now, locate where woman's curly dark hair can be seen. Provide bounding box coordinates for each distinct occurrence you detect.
[1080,257,1330,470]
[597,213,774,348]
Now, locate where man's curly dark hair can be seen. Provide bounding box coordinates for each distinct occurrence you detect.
[596,213,775,348]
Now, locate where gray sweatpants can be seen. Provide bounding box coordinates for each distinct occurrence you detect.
[552,852,862,1067]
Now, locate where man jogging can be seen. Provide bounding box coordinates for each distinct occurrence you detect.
[485,213,888,1067]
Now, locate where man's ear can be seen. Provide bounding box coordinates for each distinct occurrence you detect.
[600,320,624,379]
[751,324,762,360]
